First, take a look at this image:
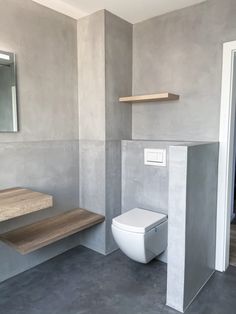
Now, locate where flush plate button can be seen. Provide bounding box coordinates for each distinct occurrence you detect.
[144,148,166,167]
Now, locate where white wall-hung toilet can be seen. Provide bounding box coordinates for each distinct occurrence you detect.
[111,208,168,263]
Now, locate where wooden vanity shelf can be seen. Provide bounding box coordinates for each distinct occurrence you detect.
[0,208,105,254]
[119,92,179,103]
[0,187,53,222]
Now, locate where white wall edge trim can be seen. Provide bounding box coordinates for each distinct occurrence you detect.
[216,41,236,271]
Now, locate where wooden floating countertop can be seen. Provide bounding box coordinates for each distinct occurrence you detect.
[0,187,53,222]
[0,208,105,254]
[119,93,179,103]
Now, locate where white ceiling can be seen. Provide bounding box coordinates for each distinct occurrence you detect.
[32,0,206,24]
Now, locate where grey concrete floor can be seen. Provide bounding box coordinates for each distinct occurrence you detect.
[0,246,236,314]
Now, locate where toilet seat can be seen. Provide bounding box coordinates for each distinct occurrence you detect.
[112,208,167,234]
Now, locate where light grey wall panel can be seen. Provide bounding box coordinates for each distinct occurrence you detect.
[122,140,185,214]
[132,0,236,141]
[0,140,80,282]
[105,11,132,140]
[77,11,106,253]
[167,145,188,312]
[0,0,79,282]
[104,12,133,252]
[184,143,218,309]
[79,140,106,253]
[105,140,121,253]
[78,140,122,254]
[167,142,218,312]
[0,0,78,142]
[79,140,106,214]
[78,11,133,255]
[0,141,79,212]
[77,10,106,141]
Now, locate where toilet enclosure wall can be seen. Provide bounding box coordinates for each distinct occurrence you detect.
[167,143,218,312]
[122,140,185,215]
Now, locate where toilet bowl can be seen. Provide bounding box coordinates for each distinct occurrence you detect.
[112,208,168,263]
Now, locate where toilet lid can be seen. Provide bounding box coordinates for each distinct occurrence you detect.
[112,208,167,234]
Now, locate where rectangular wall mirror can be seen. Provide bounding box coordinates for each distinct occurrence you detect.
[0,50,18,132]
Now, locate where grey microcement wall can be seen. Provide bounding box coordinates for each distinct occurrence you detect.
[122,140,183,215]
[0,0,79,282]
[132,0,236,141]
[77,10,132,254]
[0,1,225,306]
[167,143,218,312]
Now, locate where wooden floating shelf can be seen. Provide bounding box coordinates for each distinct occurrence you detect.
[0,187,53,222]
[0,208,105,254]
[119,93,179,103]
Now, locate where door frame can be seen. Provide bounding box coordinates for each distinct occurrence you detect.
[216,41,236,271]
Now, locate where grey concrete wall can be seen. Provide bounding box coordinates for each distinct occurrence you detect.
[105,11,132,253]
[0,0,79,282]
[79,140,106,254]
[0,141,80,282]
[77,11,106,253]
[184,143,218,309]
[132,0,236,141]
[167,142,218,312]
[0,0,78,142]
[122,140,185,214]
[77,10,105,141]
[167,145,187,312]
[78,10,132,254]
[105,140,122,252]
[105,11,132,141]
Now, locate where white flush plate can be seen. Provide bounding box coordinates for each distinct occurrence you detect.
[144,149,166,167]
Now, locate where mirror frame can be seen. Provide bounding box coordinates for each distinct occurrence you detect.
[0,50,18,132]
